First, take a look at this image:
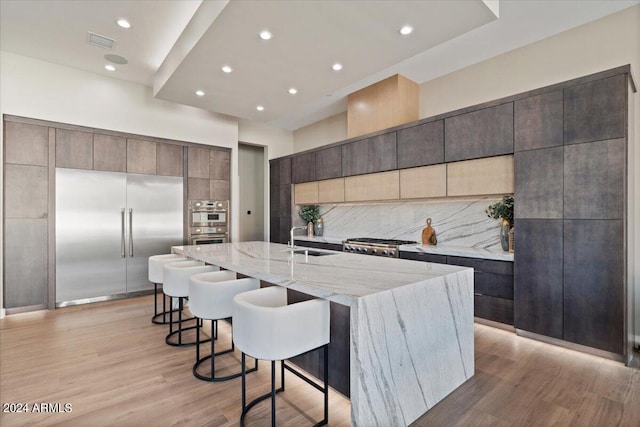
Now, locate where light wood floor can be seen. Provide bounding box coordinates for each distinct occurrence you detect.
[1,296,638,426]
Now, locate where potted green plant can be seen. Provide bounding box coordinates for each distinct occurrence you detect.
[486,196,514,252]
[299,205,320,237]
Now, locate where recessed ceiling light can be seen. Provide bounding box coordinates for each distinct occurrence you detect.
[195,90,205,96]
[259,30,272,40]
[332,63,343,71]
[288,88,298,95]
[104,64,116,71]
[399,25,414,35]
[256,105,264,111]
[221,65,233,73]
[104,53,128,64]
[117,19,131,29]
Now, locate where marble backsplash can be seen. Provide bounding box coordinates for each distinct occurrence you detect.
[294,197,504,249]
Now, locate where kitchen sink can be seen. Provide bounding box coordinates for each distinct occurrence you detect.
[285,249,336,256]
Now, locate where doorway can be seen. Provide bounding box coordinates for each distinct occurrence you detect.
[238,143,265,241]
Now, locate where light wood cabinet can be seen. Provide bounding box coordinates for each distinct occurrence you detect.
[188,147,210,178]
[210,179,230,200]
[210,149,230,180]
[4,122,49,166]
[56,128,93,169]
[399,164,446,199]
[345,170,399,202]
[157,144,183,177]
[4,164,48,219]
[294,182,319,204]
[127,139,156,174]
[318,178,345,203]
[447,155,514,197]
[93,134,126,172]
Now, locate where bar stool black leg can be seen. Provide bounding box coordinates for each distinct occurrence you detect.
[271,360,276,427]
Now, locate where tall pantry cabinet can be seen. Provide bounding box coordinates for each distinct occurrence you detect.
[514,70,632,359]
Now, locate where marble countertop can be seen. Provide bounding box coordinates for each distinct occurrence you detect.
[173,241,470,307]
[294,236,514,262]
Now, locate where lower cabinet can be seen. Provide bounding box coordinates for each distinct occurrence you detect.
[447,256,514,325]
[296,240,343,252]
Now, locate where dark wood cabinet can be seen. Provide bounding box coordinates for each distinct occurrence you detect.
[563,138,625,220]
[296,240,344,252]
[447,256,514,320]
[563,220,624,354]
[397,120,444,169]
[292,151,316,183]
[315,146,342,180]
[56,128,93,170]
[474,295,513,325]
[399,251,447,264]
[93,134,126,172]
[515,147,563,219]
[514,90,563,152]
[342,132,397,176]
[444,103,514,162]
[564,74,626,146]
[514,219,564,339]
[269,158,292,244]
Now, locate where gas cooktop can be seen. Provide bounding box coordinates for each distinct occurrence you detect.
[343,237,417,257]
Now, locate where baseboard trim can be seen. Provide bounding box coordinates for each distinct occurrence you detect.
[0,308,5,319]
[474,317,515,332]
[516,329,624,363]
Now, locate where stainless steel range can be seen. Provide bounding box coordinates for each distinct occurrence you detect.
[343,238,416,258]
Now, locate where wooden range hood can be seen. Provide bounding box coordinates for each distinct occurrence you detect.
[347,74,419,138]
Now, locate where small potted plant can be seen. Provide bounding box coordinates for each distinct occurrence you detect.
[486,196,514,252]
[299,205,320,237]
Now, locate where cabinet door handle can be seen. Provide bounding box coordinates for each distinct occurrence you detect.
[121,208,126,258]
[129,208,134,257]
[474,292,483,296]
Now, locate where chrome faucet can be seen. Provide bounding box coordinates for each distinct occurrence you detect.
[289,226,307,248]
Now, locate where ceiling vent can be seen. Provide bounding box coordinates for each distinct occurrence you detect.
[87,32,116,49]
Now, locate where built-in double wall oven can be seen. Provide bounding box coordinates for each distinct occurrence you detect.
[188,200,229,245]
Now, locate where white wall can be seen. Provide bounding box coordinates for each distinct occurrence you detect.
[292,5,640,348]
[293,112,347,153]
[0,52,292,317]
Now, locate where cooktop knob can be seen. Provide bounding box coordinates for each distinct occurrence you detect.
[372,249,377,254]
[363,248,368,254]
[389,250,396,256]
[382,250,388,255]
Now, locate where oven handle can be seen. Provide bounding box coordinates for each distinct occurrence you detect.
[128,208,133,257]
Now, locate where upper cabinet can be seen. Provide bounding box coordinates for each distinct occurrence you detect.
[188,146,231,200]
[292,151,316,183]
[514,90,563,152]
[56,128,93,170]
[156,143,183,177]
[4,122,49,166]
[444,103,514,162]
[564,74,626,145]
[127,138,157,175]
[93,134,126,172]
[315,146,342,180]
[342,132,397,176]
[188,147,211,178]
[397,120,444,169]
[210,149,230,180]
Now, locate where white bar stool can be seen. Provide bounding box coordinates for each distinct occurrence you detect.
[233,286,330,427]
[148,254,187,324]
[163,260,218,347]
[189,271,261,382]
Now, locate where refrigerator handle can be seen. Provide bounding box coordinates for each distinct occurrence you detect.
[129,208,134,257]
[121,208,126,258]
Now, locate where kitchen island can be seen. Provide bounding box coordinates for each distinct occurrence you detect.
[174,241,474,426]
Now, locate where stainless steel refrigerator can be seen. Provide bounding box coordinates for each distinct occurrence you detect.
[55,168,183,304]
